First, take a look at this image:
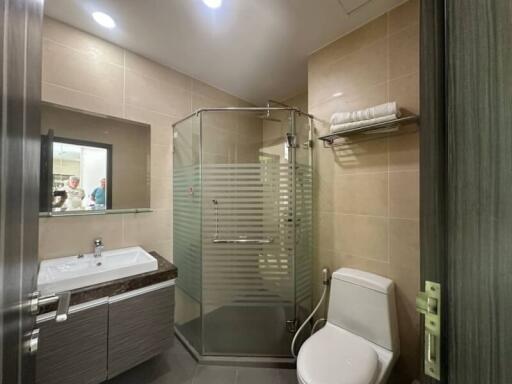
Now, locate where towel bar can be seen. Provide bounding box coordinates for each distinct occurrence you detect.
[212,238,273,244]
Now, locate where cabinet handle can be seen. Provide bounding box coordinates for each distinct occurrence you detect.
[29,291,71,322]
[55,292,71,322]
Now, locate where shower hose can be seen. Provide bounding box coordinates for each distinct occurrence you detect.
[291,268,330,358]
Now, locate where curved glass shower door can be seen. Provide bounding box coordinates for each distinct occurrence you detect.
[173,108,312,360]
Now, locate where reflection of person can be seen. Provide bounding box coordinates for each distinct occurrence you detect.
[63,176,85,209]
[91,178,106,206]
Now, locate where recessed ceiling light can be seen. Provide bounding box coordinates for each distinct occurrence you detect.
[332,92,344,98]
[92,12,116,29]
[202,0,222,9]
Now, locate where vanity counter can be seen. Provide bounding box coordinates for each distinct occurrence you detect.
[39,251,177,314]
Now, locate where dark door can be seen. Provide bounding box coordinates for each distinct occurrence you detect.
[39,129,54,213]
[420,0,512,383]
[0,0,44,383]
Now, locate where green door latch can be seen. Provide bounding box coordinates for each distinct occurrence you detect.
[416,281,441,381]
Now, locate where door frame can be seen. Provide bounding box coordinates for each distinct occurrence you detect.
[420,1,447,382]
[0,0,44,382]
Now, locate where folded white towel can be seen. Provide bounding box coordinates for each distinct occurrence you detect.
[330,102,399,126]
[330,114,397,133]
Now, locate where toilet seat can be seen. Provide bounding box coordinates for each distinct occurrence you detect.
[297,323,379,384]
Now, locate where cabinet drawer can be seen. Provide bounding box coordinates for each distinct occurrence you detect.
[107,284,175,378]
[36,299,108,384]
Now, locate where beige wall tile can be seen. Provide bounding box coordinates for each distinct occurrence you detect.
[388,251,421,384]
[334,214,389,262]
[334,253,390,278]
[191,93,222,110]
[309,15,387,75]
[43,18,124,66]
[142,240,173,261]
[389,171,419,219]
[122,210,172,246]
[331,138,388,174]
[202,152,228,164]
[151,143,172,180]
[43,39,124,103]
[310,40,388,107]
[388,23,419,80]
[389,303,421,383]
[42,82,124,118]
[314,148,334,211]
[151,176,172,210]
[389,218,419,272]
[192,79,244,107]
[124,51,191,91]
[389,71,420,114]
[124,105,174,147]
[388,131,419,171]
[125,69,192,117]
[389,265,420,325]
[314,211,336,252]
[388,0,420,35]
[39,215,124,259]
[335,172,388,216]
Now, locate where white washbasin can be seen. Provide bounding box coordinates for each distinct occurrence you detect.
[37,246,158,295]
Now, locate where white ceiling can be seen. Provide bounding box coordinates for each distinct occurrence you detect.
[44,0,405,105]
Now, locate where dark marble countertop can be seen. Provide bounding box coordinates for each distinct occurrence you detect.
[39,251,177,314]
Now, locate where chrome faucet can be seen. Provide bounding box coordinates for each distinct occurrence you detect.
[93,238,104,258]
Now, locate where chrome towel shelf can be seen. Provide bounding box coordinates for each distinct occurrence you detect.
[318,114,419,147]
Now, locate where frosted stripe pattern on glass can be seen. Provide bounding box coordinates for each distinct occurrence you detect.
[201,163,312,307]
[174,165,202,302]
[295,164,313,305]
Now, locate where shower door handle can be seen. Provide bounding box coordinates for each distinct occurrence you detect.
[212,237,273,244]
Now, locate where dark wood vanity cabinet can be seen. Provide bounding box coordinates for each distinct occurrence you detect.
[107,285,175,379]
[36,283,175,384]
[36,301,108,384]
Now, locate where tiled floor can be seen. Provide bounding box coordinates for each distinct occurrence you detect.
[105,339,298,384]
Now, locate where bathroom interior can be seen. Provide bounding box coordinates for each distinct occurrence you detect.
[2,0,510,384]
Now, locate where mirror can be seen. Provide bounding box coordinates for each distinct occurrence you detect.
[40,103,151,215]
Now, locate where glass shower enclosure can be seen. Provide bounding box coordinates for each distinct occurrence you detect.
[173,106,312,363]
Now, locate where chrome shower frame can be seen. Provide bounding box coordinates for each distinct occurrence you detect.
[172,106,314,128]
[172,106,314,177]
[172,105,314,367]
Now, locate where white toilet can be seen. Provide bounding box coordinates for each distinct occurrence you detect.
[297,268,400,384]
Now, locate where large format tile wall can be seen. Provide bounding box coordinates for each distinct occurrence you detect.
[308,1,420,382]
[39,18,253,260]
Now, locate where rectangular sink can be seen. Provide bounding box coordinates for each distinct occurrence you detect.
[37,246,158,295]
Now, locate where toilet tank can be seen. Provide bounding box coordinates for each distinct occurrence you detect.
[327,268,400,352]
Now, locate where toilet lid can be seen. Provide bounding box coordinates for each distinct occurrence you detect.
[297,324,379,384]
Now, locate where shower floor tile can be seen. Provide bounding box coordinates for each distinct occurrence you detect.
[179,305,294,356]
[104,338,298,384]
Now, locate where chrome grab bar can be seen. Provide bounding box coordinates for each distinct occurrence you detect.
[212,237,273,244]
